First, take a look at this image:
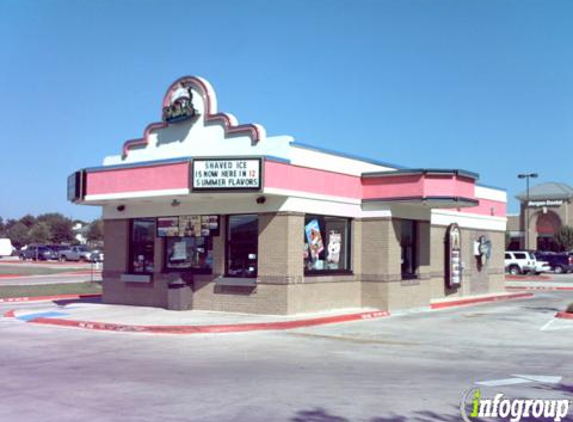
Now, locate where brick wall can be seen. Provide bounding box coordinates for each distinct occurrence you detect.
[101,214,506,315]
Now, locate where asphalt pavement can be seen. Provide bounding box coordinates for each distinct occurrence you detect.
[0,289,571,422]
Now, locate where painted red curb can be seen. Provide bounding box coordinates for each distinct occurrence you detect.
[3,310,15,318]
[505,275,552,281]
[0,293,102,304]
[0,274,23,279]
[555,311,573,320]
[506,286,573,291]
[27,310,391,335]
[430,292,534,310]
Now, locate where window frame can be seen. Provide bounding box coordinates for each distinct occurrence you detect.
[162,236,214,274]
[400,219,419,280]
[304,214,353,276]
[225,214,259,278]
[128,218,156,275]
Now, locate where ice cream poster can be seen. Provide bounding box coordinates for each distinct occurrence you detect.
[327,231,341,265]
[305,219,324,260]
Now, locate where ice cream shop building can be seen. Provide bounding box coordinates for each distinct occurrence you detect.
[69,76,507,314]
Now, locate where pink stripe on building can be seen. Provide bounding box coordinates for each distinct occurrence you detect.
[264,160,362,199]
[362,174,476,201]
[86,162,190,195]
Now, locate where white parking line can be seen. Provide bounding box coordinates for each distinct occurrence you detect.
[540,318,573,331]
[476,378,531,387]
[540,319,556,331]
[476,375,562,387]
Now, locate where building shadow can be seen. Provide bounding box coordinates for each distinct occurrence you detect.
[53,296,102,306]
[290,402,573,422]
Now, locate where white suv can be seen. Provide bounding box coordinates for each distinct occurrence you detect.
[505,251,538,275]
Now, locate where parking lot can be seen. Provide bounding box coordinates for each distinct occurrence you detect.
[0,288,572,422]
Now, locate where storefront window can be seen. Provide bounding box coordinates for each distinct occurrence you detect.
[130,218,155,274]
[401,219,418,279]
[226,215,258,278]
[304,215,351,274]
[164,236,213,273]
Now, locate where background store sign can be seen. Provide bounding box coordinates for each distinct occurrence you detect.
[446,223,462,288]
[157,215,219,237]
[527,199,563,208]
[192,159,261,190]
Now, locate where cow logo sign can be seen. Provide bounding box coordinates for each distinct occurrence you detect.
[162,83,198,123]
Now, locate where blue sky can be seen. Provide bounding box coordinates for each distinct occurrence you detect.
[1,0,571,221]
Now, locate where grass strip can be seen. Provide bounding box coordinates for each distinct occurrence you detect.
[0,265,81,276]
[0,282,102,298]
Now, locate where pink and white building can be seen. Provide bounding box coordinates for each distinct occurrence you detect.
[69,76,507,314]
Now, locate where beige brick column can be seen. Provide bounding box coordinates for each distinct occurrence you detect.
[102,219,129,304]
[257,212,304,284]
[360,218,401,310]
[255,212,304,314]
[417,221,431,280]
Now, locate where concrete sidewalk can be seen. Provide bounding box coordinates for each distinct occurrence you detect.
[3,289,536,335]
[6,301,390,334]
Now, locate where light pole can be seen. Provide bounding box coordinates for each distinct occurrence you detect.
[518,173,538,250]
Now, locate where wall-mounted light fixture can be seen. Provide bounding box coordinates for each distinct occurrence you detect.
[256,196,266,205]
[117,205,126,212]
[171,199,181,207]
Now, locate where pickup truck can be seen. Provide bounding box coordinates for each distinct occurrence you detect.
[534,252,573,274]
[59,246,104,262]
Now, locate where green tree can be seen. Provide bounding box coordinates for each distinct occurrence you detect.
[19,214,36,228]
[37,213,74,243]
[86,219,104,242]
[0,217,5,237]
[28,222,52,244]
[555,225,573,252]
[7,222,29,248]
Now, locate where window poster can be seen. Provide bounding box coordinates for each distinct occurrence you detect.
[176,215,220,237]
[327,231,341,268]
[171,240,188,262]
[157,217,180,237]
[179,216,198,237]
[305,219,324,261]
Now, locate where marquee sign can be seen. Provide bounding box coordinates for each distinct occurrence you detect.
[446,223,462,288]
[192,158,262,191]
[527,199,563,208]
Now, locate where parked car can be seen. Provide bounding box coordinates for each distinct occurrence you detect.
[504,251,542,275]
[59,245,103,262]
[19,245,58,261]
[534,251,573,274]
[530,253,551,274]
